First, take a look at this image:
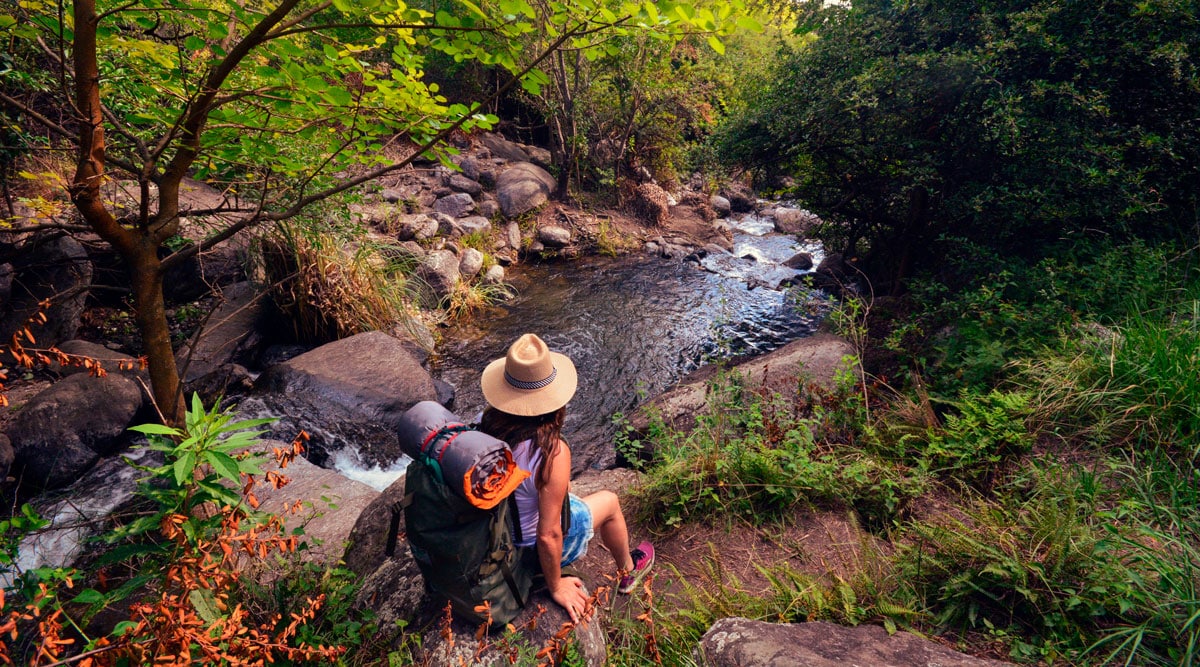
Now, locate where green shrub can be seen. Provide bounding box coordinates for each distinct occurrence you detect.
[630,370,925,530]
[895,467,1133,662]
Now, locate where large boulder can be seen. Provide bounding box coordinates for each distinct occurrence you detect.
[396,213,439,242]
[496,163,556,218]
[251,332,441,468]
[7,373,145,490]
[174,282,267,391]
[624,334,855,464]
[0,434,13,483]
[459,248,485,278]
[771,208,819,236]
[455,216,492,237]
[696,618,1010,667]
[421,592,606,667]
[479,133,533,163]
[0,234,92,358]
[48,340,142,378]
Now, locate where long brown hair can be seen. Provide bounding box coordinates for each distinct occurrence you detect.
[478,406,565,488]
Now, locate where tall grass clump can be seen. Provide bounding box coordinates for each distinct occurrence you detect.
[257,223,422,345]
[895,466,1134,662]
[1088,453,1200,667]
[1020,306,1200,462]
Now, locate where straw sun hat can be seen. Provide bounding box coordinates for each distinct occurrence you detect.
[481,333,578,417]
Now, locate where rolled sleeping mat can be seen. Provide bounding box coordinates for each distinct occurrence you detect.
[397,401,460,460]
[398,401,530,510]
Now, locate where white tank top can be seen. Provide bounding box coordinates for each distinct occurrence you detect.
[511,439,543,547]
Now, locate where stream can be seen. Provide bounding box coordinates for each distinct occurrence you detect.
[347,213,832,481]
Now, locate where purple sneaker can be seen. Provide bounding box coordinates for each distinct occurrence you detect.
[618,541,655,594]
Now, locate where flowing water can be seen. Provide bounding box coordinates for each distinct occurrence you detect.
[427,214,831,474]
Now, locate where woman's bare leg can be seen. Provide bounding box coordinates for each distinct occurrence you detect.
[582,490,634,571]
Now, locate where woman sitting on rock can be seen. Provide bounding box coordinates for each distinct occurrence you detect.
[478,333,654,623]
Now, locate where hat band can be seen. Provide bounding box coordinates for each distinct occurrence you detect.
[505,367,557,391]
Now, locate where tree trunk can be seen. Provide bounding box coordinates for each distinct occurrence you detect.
[71,0,184,424]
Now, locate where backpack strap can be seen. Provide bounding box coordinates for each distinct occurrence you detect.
[385,496,412,558]
[500,558,527,609]
[508,493,523,545]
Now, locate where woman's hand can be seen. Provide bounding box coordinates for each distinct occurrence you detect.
[549,575,589,623]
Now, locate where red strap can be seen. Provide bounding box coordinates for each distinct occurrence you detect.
[419,423,468,461]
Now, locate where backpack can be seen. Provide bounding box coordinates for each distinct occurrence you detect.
[390,402,569,627]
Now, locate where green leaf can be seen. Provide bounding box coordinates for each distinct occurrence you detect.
[706,35,725,54]
[174,451,196,487]
[205,451,241,483]
[71,589,106,605]
[183,35,206,51]
[735,15,762,32]
[189,588,223,624]
[128,423,182,437]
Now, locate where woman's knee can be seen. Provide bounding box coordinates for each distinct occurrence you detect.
[583,490,622,524]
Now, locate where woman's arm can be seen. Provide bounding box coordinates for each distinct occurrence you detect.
[536,441,588,622]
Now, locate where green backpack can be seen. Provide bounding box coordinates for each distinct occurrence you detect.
[400,453,533,626]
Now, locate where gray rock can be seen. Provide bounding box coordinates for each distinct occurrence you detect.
[502,222,523,250]
[537,225,572,248]
[422,591,606,667]
[478,167,499,189]
[478,199,501,220]
[458,157,480,182]
[381,188,406,203]
[710,195,732,218]
[496,163,556,218]
[175,281,266,386]
[252,439,379,565]
[0,234,92,357]
[480,133,532,163]
[8,373,145,490]
[353,553,426,629]
[432,212,458,237]
[459,248,485,278]
[645,241,661,254]
[252,331,441,469]
[448,174,483,196]
[0,434,13,482]
[525,145,553,168]
[344,472,408,575]
[529,240,545,253]
[696,618,1010,667]
[783,252,814,270]
[415,249,461,307]
[703,243,730,256]
[432,186,453,198]
[726,191,756,213]
[456,216,492,237]
[397,213,439,242]
[434,192,476,219]
[772,208,818,236]
[482,264,505,285]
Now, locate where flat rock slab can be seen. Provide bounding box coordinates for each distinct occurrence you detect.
[627,334,855,451]
[697,618,1011,667]
[252,441,380,564]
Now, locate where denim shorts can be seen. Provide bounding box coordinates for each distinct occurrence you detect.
[560,494,594,566]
